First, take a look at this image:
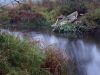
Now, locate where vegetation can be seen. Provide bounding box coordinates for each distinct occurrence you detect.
[0,0,100,75]
[54,23,80,33]
[0,33,48,75]
[54,7,100,33]
[0,33,78,75]
[0,0,100,33]
[80,8,100,31]
[42,47,78,75]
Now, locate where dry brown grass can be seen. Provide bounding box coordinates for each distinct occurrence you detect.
[41,46,78,75]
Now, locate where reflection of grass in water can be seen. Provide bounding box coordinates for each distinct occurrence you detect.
[0,33,78,75]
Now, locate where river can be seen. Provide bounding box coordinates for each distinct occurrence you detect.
[0,28,100,75]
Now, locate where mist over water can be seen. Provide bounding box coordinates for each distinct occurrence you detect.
[0,29,100,75]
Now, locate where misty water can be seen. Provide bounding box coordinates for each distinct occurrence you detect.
[0,29,100,75]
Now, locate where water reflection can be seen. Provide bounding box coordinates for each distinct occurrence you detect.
[87,45,100,75]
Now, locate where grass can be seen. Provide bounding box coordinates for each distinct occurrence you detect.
[0,3,100,33]
[53,8,100,33]
[42,46,78,75]
[0,33,48,75]
[0,33,78,75]
[80,8,100,31]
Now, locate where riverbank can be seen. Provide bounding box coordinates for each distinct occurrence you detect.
[0,1,100,34]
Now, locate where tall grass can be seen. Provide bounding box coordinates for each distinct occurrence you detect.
[42,46,78,75]
[0,33,78,75]
[0,34,49,75]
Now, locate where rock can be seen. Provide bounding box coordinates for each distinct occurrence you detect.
[51,11,78,28]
